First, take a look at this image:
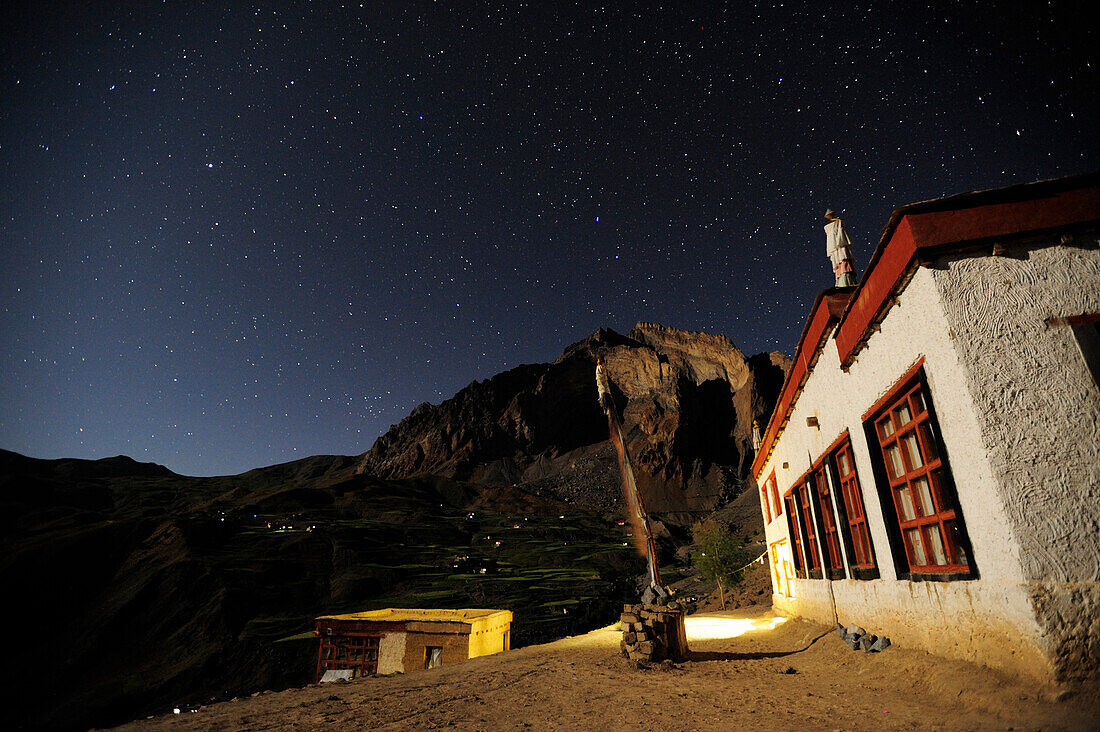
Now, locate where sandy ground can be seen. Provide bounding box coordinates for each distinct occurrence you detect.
[109,606,1098,731]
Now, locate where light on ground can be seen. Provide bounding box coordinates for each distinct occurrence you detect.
[684,615,787,641]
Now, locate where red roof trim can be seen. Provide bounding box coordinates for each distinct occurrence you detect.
[836,183,1100,367]
[752,174,1100,481]
[751,290,852,478]
[833,216,917,365]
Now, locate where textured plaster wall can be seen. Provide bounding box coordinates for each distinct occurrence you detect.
[760,267,1050,679]
[377,631,408,675]
[930,238,1100,680]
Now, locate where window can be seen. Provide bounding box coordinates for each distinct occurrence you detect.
[833,438,877,575]
[868,370,975,578]
[768,471,782,519]
[425,646,443,669]
[759,471,782,524]
[791,481,822,578]
[783,494,805,574]
[810,464,844,578]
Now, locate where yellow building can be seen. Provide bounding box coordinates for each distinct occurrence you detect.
[314,608,512,681]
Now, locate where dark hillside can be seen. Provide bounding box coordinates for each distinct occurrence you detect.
[0,451,641,730]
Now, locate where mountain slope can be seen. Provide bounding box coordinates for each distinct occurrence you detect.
[0,451,640,730]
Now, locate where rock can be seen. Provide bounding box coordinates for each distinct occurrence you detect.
[355,324,790,515]
[835,623,845,639]
[859,635,875,651]
[868,636,891,653]
[1052,689,1075,702]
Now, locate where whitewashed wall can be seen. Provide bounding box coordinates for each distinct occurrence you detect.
[377,631,408,674]
[929,237,1100,680]
[760,265,1050,680]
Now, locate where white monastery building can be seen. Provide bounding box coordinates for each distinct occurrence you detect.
[753,173,1100,682]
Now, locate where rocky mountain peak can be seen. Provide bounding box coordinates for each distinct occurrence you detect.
[357,324,790,520]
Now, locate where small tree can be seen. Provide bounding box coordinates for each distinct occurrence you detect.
[690,523,750,610]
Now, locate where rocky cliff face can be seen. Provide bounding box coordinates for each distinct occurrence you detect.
[358,323,790,519]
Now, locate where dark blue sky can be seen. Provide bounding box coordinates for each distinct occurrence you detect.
[2,2,1096,476]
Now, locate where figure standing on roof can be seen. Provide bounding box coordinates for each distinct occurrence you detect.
[824,209,857,287]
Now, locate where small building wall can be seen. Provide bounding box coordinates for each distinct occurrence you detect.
[468,611,512,658]
[401,623,472,672]
[377,631,407,675]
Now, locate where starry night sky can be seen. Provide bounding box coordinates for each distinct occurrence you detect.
[2,2,1096,476]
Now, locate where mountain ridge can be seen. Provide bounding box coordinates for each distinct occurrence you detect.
[357,323,789,518]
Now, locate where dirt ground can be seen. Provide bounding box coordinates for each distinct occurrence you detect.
[110,605,1099,731]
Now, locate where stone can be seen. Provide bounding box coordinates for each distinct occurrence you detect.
[623,632,637,644]
[845,625,865,637]
[859,635,875,651]
[868,636,891,653]
[637,641,656,654]
[835,623,845,639]
[621,613,639,625]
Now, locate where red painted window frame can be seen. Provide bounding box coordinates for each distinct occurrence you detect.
[811,463,844,575]
[869,371,972,575]
[833,437,876,570]
[783,493,805,574]
[760,479,773,523]
[795,481,822,574]
[768,471,782,518]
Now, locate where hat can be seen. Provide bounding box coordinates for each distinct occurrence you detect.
[824,209,839,220]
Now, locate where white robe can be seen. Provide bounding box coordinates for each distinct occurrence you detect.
[824,219,856,286]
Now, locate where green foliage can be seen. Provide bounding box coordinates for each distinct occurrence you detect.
[690,523,750,591]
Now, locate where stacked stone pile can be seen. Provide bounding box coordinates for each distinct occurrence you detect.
[619,601,689,662]
[836,623,891,652]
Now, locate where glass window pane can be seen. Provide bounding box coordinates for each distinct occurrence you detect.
[879,416,895,438]
[910,389,925,415]
[844,483,863,521]
[894,402,912,426]
[901,432,924,470]
[919,422,940,461]
[913,475,936,515]
[855,526,872,566]
[895,486,917,521]
[837,451,850,475]
[906,528,927,566]
[928,469,953,512]
[926,525,948,565]
[884,444,905,479]
[946,521,969,567]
